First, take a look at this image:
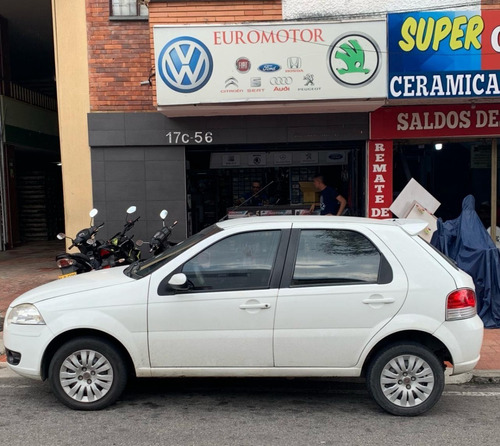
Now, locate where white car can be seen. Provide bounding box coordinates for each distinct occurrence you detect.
[4,216,483,416]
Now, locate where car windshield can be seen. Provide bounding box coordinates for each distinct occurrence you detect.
[125,224,222,278]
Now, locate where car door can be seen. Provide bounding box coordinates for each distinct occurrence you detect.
[274,222,408,368]
[148,225,290,368]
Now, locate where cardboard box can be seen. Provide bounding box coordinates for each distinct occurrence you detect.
[299,182,319,204]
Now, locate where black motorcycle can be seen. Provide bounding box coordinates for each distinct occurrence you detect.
[97,206,141,268]
[137,210,178,256]
[56,209,104,278]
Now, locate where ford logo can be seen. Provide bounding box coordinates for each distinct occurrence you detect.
[328,153,344,160]
[258,63,281,72]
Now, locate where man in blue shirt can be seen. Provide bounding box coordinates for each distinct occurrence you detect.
[309,175,347,215]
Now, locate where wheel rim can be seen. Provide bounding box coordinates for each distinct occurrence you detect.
[59,349,114,403]
[379,354,435,407]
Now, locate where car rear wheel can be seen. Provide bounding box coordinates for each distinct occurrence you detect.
[48,337,128,410]
[366,343,444,416]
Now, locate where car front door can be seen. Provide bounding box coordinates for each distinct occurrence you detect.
[148,226,290,368]
[274,223,409,368]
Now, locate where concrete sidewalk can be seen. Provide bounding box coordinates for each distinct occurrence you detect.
[1,241,499,383]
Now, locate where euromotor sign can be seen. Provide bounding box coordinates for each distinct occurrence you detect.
[153,21,387,106]
[388,10,500,99]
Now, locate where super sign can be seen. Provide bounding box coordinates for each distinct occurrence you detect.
[388,10,500,98]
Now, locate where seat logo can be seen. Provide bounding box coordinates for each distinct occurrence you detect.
[158,36,213,93]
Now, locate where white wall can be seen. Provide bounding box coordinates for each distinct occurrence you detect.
[282,0,475,20]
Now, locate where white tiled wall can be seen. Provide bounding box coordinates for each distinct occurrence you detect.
[282,0,473,20]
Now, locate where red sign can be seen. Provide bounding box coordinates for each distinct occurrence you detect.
[367,141,393,219]
[371,104,500,139]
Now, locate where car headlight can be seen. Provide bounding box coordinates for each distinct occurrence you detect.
[7,304,46,325]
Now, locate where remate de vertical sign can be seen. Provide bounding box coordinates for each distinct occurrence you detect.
[367,141,393,219]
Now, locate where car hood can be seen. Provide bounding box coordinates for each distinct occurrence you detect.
[9,267,136,306]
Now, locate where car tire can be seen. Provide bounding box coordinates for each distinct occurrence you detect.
[48,336,128,410]
[366,343,445,416]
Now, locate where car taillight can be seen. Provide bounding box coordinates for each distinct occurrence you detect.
[56,258,75,268]
[446,288,477,321]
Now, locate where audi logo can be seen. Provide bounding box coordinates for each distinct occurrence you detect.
[270,77,293,85]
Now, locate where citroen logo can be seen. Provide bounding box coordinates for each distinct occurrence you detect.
[158,36,213,93]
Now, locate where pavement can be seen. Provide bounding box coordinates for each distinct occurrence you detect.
[0,240,499,384]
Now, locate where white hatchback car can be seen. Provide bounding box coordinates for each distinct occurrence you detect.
[4,216,483,416]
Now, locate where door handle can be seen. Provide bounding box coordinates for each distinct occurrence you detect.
[239,303,271,310]
[362,297,395,304]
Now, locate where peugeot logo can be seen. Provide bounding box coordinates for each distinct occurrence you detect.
[270,77,293,85]
[158,36,213,93]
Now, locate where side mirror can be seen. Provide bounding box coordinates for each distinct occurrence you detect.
[136,240,145,247]
[126,206,137,215]
[89,209,98,218]
[168,273,191,291]
[160,210,168,220]
[57,233,66,240]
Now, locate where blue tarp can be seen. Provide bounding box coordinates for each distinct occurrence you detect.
[431,195,500,328]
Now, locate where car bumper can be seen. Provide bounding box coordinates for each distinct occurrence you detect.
[434,315,484,375]
[3,322,54,380]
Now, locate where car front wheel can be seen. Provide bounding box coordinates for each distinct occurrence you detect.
[366,343,445,416]
[48,337,128,410]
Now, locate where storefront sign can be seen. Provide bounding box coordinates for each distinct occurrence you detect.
[371,104,500,139]
[367,141,393,219]
[154,21,386,106]
[388,10,500,99]
[210,150,348,169]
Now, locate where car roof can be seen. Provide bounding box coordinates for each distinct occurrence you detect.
[216,216,428,236]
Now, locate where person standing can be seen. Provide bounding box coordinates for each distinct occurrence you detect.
[309,175,347,216]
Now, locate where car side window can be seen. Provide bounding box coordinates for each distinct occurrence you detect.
[292,229,382,286]
[182,230,281,291]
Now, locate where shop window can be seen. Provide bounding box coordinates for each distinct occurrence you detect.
[110,0,148,19]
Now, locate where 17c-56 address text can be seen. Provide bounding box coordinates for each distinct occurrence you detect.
[166,131,213,144]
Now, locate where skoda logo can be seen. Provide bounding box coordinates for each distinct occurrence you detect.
[158,36,213,93]
[270,77,293,85]
[327,33,380,87]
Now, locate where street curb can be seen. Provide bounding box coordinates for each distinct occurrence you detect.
[470,370,500,384]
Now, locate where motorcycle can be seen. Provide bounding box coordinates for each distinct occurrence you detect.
[96,206,141,268]
[56,208,104,279]
[136,210,178,256]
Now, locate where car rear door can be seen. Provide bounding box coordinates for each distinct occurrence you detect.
[274,221,409,368]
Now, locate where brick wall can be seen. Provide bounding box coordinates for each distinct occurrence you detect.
[87,0,154,111]
[86,0,282,111]
[149,1,282,106]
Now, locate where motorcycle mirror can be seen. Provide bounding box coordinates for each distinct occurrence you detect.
[126,206,137,215]
[89,208,98,218]
[57,233,66,240]
[160,210,168,220]
[136,240,145,247]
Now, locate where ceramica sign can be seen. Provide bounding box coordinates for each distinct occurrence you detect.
[388,10,500,99]
[153,21,387,106]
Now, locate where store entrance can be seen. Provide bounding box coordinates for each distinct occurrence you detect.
[186,143,365,235]
[394,140,494,225]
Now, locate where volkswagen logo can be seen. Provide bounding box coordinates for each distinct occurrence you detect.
[158,36,213,93]
[270,77,293,85]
